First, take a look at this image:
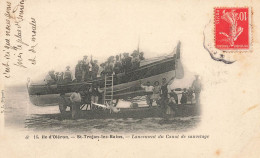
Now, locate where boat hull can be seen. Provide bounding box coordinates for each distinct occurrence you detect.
[28,70,176,106]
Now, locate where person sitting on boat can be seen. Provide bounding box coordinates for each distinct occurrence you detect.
[140,80,153,107]
[82,55,90,81]
[75,60,83,82]
[131,50,140,70]
[139,52,145,60]
[64,66,72,83]
[192,75,202,105]
[70,88,82,119]
[152,81,161,106]
[44,71,56,85]
[180,88,188,104]
[122,53,132,73]
[91,59,99,80]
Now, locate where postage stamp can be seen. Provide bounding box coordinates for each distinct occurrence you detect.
[214,7,251,51]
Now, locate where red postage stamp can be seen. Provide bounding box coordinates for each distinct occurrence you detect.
[214,7,251,51]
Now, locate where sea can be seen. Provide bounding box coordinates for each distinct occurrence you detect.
[4,86,200,134]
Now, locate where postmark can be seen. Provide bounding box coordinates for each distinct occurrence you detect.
[204,7,252,64]
[214,7,251,51]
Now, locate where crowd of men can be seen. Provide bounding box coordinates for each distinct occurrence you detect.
[140,75,202,115]
[45,50,145,84]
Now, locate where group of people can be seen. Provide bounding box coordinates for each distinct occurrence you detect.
[69,82,104,119]
[99,50,145,76]
[140,75,202,115]
[44,51,145,84]
[75,55,100,82]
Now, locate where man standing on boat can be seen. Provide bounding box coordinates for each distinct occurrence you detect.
[131,50,141,70]
[192,75,202,105]
[82,55,90,81]
[64,66,72,83]
[75,60,83,82]
[114,55,122,74]
[90,58,99,80]
[45,71,56,85]
[70,88,82,119]
[122,53,132,73]
[140,81,153,107]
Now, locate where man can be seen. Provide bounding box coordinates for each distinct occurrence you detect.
[139,52,145,60]
[105,56,114,75]
[80,85,92,110]
[70,88,82,119]
[57,72,64,83]
[90,82,103,110]
[64,66,72,83]
[99,63,106,78]
[82,55,90,81]
[91,59,99,80]
[55,72,59,81]
[45,71,56,85]
[75,60,83,82]
[140,80,153,107]
[122,53,132,73]
[131,50,140,70]
[113,55,122,74]
[49,70,56,82]
[180,88,188,104]
[169,89,179,105]
[161,78,171,108]
[192,75,202,105]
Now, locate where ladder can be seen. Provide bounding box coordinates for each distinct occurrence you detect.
[103,74,114,106]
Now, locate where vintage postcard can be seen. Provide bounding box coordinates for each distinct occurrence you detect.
[0,0,260,157]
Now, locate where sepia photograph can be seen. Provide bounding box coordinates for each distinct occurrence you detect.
[1,0,260,158]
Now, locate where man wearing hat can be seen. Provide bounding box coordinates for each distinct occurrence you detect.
[82,55,90,81]
[45,71,56,85]
[114,55,122,74]
[192,75,202,105]
[139,52,145,60]
[122,53,132,73]
[105,56,114,75]
[131,50,140,70]
[70,87,82,119]
[63,66,72,83]
[99,63,106,78]
[75,60,83,82]
[91,58,99,80]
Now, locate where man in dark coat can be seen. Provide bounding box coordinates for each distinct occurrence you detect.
[64,66,72,83]
[114,55,122,74]
[122,53,132,73]
[82,56,90,81]
[75,60,83,82]
[91,59,99,80]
